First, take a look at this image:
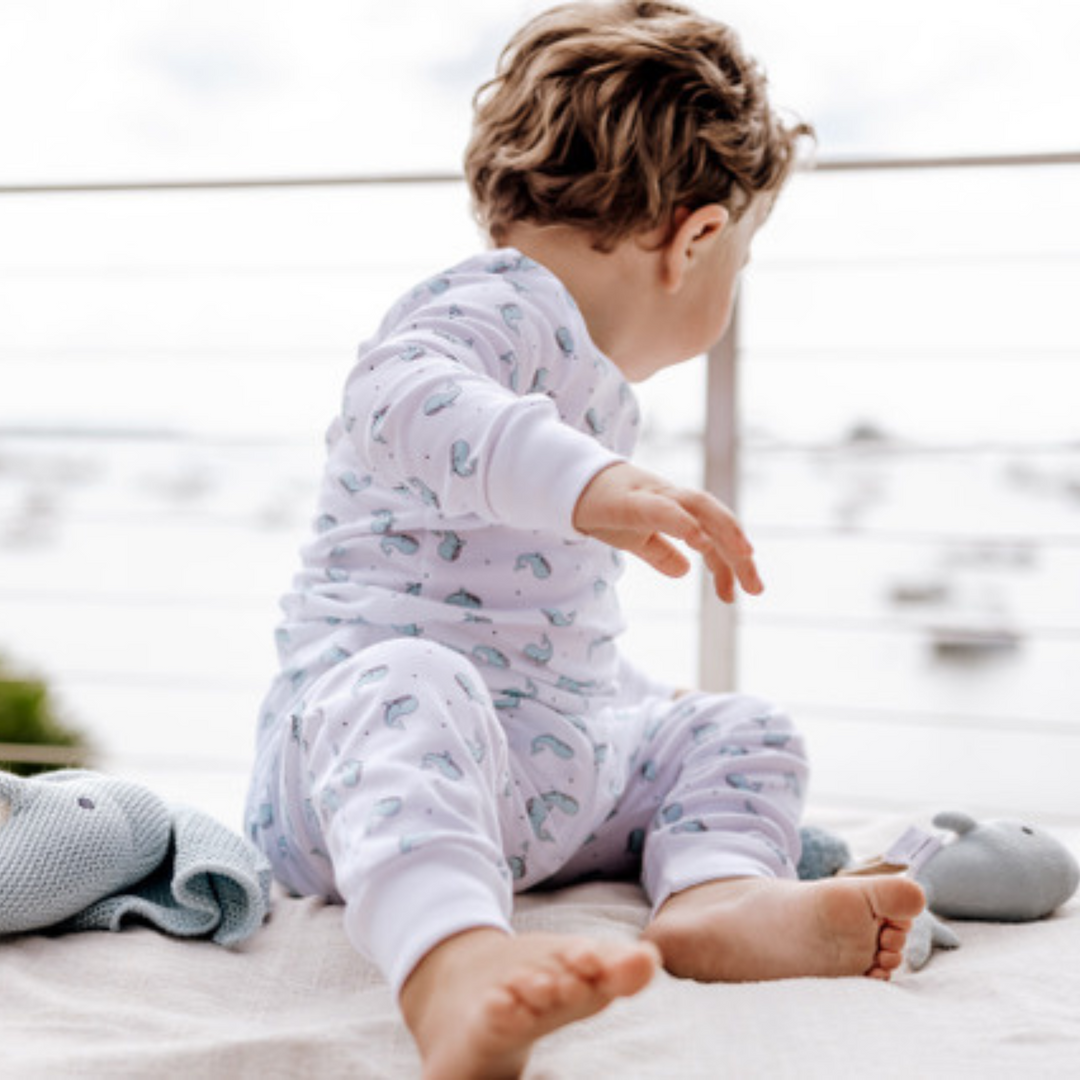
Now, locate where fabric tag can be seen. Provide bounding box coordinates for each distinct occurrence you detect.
[883,826,943,875]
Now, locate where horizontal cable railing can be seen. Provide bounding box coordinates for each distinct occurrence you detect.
[3,149,1078,194]
[2,150,1078,812]
[0,171,463,195]
[743,610,1079,642]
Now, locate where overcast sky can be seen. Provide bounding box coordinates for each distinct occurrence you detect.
[2,0,1079,183]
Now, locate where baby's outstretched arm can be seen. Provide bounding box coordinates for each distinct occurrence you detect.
[573,461,763,602]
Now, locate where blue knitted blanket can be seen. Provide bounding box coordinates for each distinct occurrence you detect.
[0,769,270,946]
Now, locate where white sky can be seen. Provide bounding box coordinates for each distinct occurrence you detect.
[1,0,1078,182]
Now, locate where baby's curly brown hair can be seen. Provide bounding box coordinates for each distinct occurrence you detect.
[465,0,813,251]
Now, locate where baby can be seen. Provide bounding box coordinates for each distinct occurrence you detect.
[245,2,925,1077]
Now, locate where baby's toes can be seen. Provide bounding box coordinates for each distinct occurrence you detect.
[879,925,908,953]
[511,970,561,1014]
[552,968,602,1014]
[598,943,661,996]
[486,983,537,1039]
[872,948,905,976]
[558,943,604,983]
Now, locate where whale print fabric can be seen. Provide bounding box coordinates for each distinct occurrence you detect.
[244,249,806,992]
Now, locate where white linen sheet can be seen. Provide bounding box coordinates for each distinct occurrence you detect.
[2,809,1077,1079]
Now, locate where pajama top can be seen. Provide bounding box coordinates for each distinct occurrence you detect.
[259,248,672,732]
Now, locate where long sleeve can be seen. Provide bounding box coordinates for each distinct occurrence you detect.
[341,293,624,539]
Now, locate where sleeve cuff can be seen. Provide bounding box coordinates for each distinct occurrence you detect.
[484,395,624,539]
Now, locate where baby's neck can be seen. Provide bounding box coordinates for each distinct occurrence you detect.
[498,221,663,382]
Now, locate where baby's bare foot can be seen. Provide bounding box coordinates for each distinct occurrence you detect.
[643,875,925,983]
[400,927,659,1080]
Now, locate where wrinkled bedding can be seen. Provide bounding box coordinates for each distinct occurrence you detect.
[2,808,1077,1079]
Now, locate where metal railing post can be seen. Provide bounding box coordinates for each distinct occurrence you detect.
[698,297,740,691]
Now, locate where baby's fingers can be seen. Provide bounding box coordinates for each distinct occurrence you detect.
[677,489,752,550]
[702,545,737,603]
[678,492,764,597]
[700,538,763,599]
[636,533,693,579]
[626,491,706,545]
[727,546,764,596]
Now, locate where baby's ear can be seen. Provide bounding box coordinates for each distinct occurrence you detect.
[660,204,728,292]
[687,204,729,245]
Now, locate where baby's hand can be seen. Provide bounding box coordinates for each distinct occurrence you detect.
[572,462,763,603]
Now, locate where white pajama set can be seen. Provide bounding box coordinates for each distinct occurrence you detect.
[244,249,808,994]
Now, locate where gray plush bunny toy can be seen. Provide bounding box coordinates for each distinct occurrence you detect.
[904,810,1080,969]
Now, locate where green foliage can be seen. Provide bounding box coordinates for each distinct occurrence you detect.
[0,657,90,776]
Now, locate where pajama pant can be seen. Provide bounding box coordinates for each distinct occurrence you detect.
[248,637,808,994]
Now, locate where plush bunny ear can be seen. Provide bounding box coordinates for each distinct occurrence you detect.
[932,810,978,836]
